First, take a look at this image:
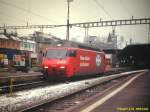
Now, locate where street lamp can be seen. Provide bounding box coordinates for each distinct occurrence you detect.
[66,0,73,40]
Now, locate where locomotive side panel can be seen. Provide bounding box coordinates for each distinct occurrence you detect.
[65,55,78,77]
[75,49,106,76]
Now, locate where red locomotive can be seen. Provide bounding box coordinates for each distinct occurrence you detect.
[42,41,106,78]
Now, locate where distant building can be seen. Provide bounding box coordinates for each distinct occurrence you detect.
[19,38,36,52]
[83,35,117,50]
[28,31,63,65]
[0,32,36,67]
[32,31,62,52]
[107,29,117,49]
[83,32,119,68]
[0,34,20,50]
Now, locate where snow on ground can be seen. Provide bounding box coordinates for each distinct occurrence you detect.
[0,70,145,112]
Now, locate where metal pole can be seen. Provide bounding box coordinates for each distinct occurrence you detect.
[3,24,6,34]
[148,24,150,43]
[84,28,87,42]
[66,0,70,40]
[84,27,87,43]
[87,28,89,44]
[9,78,14,96]
[84,27,89,43]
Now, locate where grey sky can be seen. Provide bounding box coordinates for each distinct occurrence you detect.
[0,0,150,45]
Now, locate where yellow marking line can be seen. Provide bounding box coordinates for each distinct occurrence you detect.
[80,71,145,112]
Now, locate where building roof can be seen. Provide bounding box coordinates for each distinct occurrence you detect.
[21,39,36,43]
[10,35,21,41]
[118,43,150,59]
[0,34,9,39]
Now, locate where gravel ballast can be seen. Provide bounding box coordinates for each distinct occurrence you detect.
[0,70,145,112]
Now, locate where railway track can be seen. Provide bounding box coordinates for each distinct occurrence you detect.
[0,73,43,84]
[0,69,146,112]
[0,67,133,94]
[25,75,130,112]
[23,70,146,112]
[0,80,47,94]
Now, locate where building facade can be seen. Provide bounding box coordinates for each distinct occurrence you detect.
[0,33,36,68]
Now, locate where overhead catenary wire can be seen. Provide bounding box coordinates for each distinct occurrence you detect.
[0,0,58,24]
[93,0,130,46]
[0,10,26,24]
[93,0,113,20]
[0,18,22,27]
[119,0,133,18]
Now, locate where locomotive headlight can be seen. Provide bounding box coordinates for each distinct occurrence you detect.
[60,66,65,69]
[44,66,48,69]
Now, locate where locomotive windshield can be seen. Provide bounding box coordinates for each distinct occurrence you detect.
[45,49,67,59]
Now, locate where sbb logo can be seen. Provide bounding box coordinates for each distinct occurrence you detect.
[96,54,101,67]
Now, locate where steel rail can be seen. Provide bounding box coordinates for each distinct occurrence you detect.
[0,69,145,112]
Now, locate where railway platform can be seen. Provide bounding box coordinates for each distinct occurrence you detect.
[77,70,150,112]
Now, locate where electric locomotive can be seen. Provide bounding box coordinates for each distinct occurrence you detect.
[42,41,106,78]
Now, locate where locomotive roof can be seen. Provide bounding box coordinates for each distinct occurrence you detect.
[49,40,102,52]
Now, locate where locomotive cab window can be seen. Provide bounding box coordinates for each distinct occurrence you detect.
[67,50,76,57]
[45,49,67,59]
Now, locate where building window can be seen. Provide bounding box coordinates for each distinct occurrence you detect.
[24,42,27,49]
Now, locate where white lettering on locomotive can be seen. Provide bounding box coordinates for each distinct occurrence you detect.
[80,55,90,67]
[80,56,90,61]
[80,62,89,67]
